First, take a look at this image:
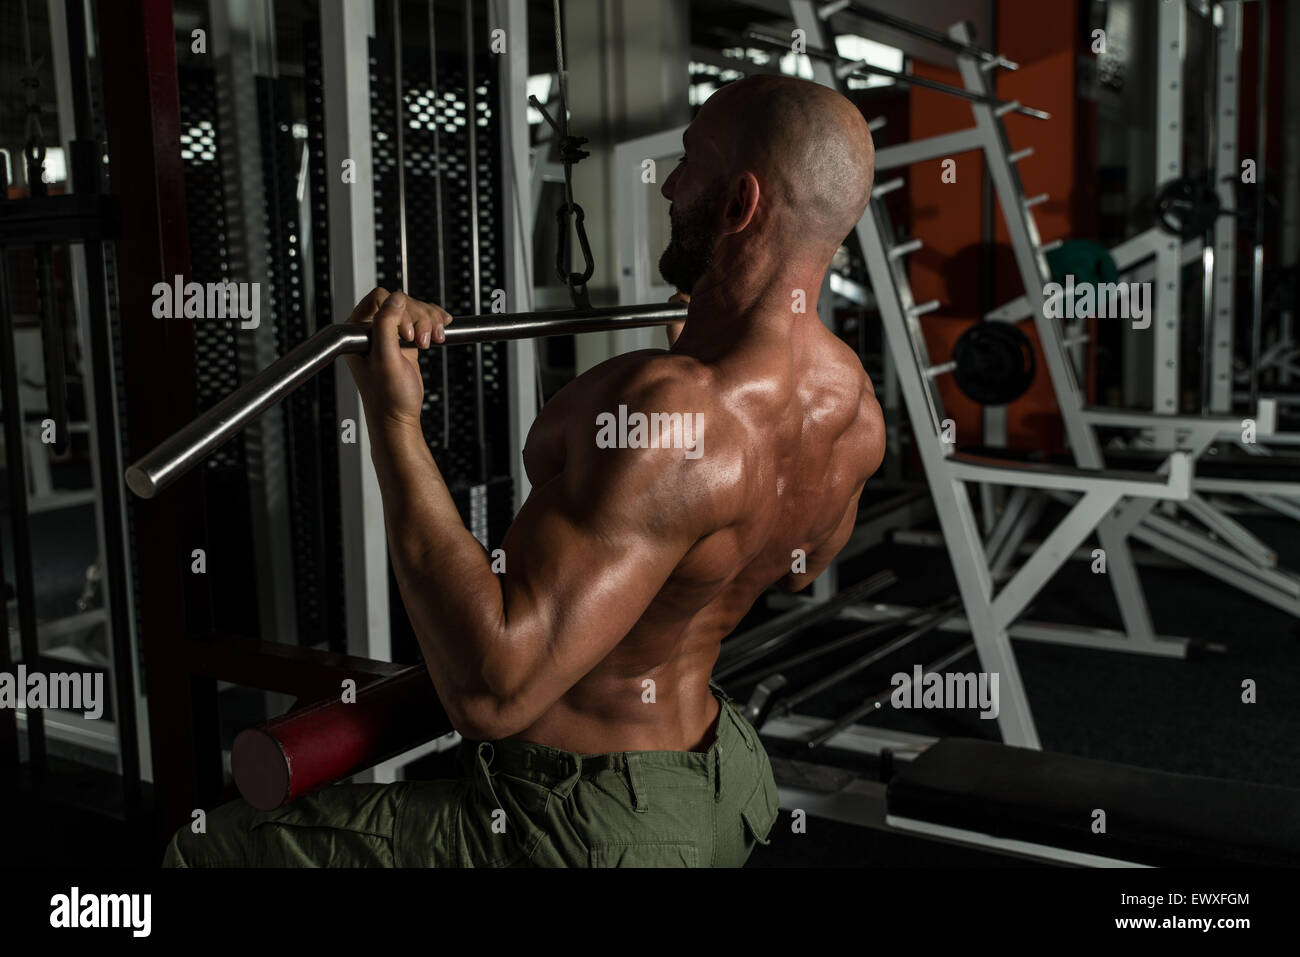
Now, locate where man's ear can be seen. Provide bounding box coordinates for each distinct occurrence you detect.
[720,171,760,236]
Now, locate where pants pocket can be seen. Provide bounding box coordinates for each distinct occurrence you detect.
[588,841,699,867]
[740,766,780,848]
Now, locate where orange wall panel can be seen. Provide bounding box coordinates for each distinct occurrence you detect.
[904,0,1083,452]
[907,61,986,445]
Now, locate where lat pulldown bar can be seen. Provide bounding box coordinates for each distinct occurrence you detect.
[124,302,687,499]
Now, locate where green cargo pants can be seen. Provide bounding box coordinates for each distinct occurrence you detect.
[162,684,780,867]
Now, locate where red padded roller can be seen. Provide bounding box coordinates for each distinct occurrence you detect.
[232,666,454,811]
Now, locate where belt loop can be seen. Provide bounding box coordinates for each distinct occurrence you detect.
[551,752,582,799]
[624,754,649,813]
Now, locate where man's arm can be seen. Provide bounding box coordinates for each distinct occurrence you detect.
[370,388,714,740]
[341,290,727,738]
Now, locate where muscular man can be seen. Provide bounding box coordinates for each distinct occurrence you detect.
[163,74,882,868]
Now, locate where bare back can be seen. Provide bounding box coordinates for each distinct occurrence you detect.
[513,313,884,753]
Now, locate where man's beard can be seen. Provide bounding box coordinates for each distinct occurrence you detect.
[658,193,718,295]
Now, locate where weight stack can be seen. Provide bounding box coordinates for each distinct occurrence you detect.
[368,2,514,536]
[176,64,258,640]
[369,3,517,668]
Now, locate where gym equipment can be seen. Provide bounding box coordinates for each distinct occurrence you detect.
[124,302,687,499]
[17,12,70,456]
[840,3,1300,627]
[984,2,1254,416]
[723,599,958,688]
[1247,1,1270,409]
[1153,176,1223,240]
[462,0,489,485]
[1026,16,1300,624]
[734,599,965,731]
[907,245,1129,415]
[950,322,1036,406]
[742,675,787,726]
[887,737,1300,866]
[742,32,1049,121]
[766,599,962,721]
[232,665,448,811]
[713,570,897,680]
[530,0,594,309]
[818,0,1015,71]
[809,641,973,749]
[85,0,557,830]
[423,0,452,449]
[0,0,141,789]
[1044,239,1119,288]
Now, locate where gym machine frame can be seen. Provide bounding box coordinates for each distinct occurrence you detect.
[787,3,1300,627]
[0,0,167,811]
[978,0,1300,620]
[118,0,701,808]
[93,0,557,830]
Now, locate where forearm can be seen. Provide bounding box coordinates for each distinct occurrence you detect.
[367,419,506,711]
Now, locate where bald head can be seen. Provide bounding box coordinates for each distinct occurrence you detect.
[703,74,875,250]
[657,74,875,296]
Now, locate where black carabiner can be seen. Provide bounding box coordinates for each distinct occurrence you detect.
[556,201,594,310]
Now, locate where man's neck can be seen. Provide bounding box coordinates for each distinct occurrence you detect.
[675,243,828,359]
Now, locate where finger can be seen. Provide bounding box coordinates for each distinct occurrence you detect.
[407,300,435,348]
[429,304,453,345]
[369,290,408,362]
[394,292,417,343]
[347,286,390,324]
[669,291,690,305]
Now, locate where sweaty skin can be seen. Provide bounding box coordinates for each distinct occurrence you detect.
[344,75,883,754]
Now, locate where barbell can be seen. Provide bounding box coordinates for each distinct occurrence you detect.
[124,302,687,499]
